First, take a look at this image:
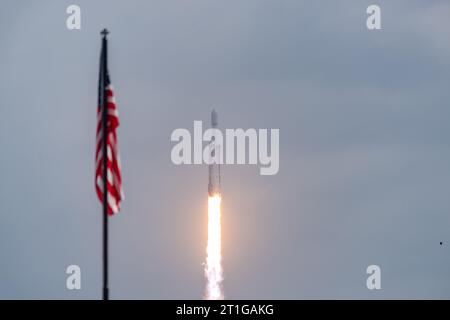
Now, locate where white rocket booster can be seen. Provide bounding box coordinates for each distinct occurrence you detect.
[208,109,221,196]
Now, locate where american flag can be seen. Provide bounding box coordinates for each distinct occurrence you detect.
[96,32,123,215]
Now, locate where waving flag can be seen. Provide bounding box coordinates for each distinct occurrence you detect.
[95,30,124,216]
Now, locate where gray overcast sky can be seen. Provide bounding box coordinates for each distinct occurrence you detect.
[1,0,450,299]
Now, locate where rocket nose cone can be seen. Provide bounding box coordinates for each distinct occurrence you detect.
[211,109,218,127]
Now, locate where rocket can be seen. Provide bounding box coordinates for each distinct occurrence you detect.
[208,109,221,196]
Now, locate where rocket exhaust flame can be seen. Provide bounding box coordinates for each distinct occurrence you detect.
[204,109,224,300]
[205,194,223,300]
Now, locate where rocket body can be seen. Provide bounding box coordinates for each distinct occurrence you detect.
[208,110,221,196]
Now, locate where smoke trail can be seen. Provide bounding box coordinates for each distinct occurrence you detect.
[204,194,224,299]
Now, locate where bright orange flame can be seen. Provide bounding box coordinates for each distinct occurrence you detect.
[204,194,224,299]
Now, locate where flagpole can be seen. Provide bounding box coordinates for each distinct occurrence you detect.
[101,28,110,301]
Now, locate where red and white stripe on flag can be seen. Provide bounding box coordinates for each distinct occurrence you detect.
[95,84,124,215]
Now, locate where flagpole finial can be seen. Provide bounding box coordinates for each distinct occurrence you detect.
[101,28,110,38]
